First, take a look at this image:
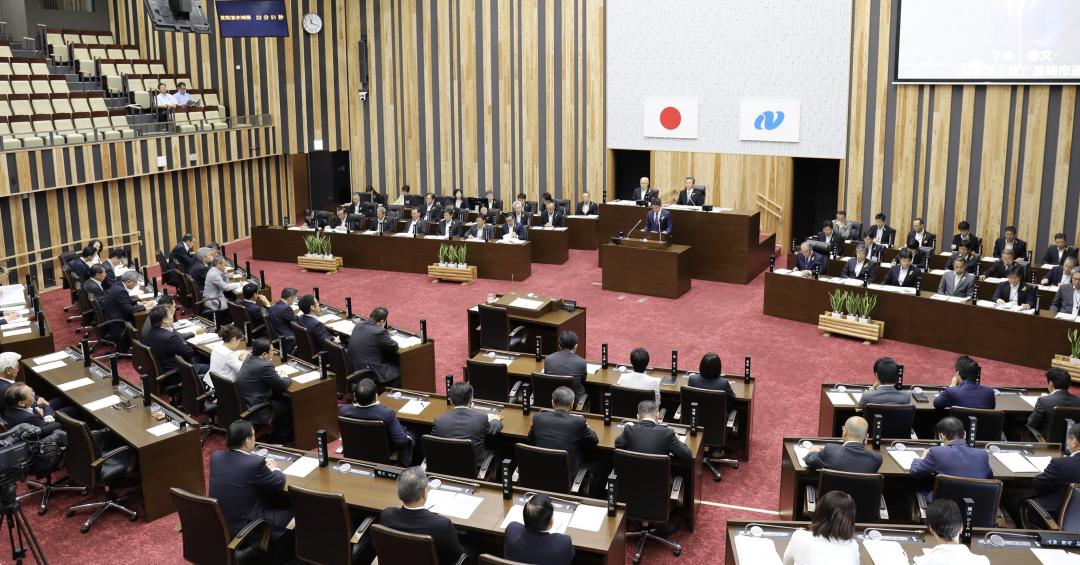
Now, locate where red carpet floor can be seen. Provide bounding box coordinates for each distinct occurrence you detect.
[26,239,1044,564]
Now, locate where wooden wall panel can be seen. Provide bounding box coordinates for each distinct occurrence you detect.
[843,0,1080,255]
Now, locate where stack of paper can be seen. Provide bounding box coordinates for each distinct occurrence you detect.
[31,351,69,365]
[888,449,921,471]
[509,297,543,309]
[426,489,484,519]
[391,334,422,348]
[399,399,429,415]
[58,377,94,391]
[1027,456,1053,472]
[1020,395,1043,407]
[147,422,180,437]
[3,319,30,328]
[84,395,122,411]
[731,536,783,565]
[316,313,339,324]
[568,504,607,531]
[500,505,573,534]
[1030,548,1080,565]
[793,445,811,467]
[276,364,300,376]
[283,457,320,478]
[825,391,854,406]
[292,371,321,384]
[586,363,601,374]
[992,452,1041,473]
[862,539,910,565]
[329,320,357,334]
[187,333,221,345]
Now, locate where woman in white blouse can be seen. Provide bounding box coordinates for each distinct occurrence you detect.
[208,325,249,389]
[782,491,859,565]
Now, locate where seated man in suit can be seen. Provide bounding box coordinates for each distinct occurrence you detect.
[814,222,843,256]
[947,241,980,275]
[421,193,442,221]
[141,294,202,341]
[483,189,503,211]
[904,240,928,268]
[883,249,921,288]
[295,294,335,354]
[920,499,991,565]
[991,265,1036,309]
[403,207,428,236]
[266,287,298,351]
[143,305,208,380]
[993,225,1028,260]
[370,206,396,234]
[676,176,704,206]
[435,208,461,238]
[866,213,896,246]
[82,264,107,303]
[840,244,878,283]
[933,355,994,410]
[68,246,96,282]
[937,256,976,297]
[168,233,196,279]
[576,191,599,215]
[858,357,912,409]
[543,331,588,401]
[951,220,979,252]
[615,347,661,403]
[209,420,293,563]
[379,467,464,565]
[102,248,129,291]
[794,241,825,277]
[516,192,537,214]
[539,200,565,227]
[340,377,416,464]
[103,271,155,349]
[501,213,527,241]
[632,177,658,202]
[832,210,859,241]
[981,248,1026,280]
[236,338,293,443]
[1028,423,1080,528]
[187,247,212,292]
[328,206,355,231]
[347,307,400,388]
[910,416,993,479]
[687,352,736,401]
[1042,232,1077,266]
[504,494,576,565]
[906,217,935,251]
[432,382,503,467]
[861,232,886,261]
[615,400,692,463]
[510,200,531,226]
[467,213,494,241]
[1028,368,1080,433]
[0,353,70,415]
[3,382,56,427]
[1051,270,1080,315]
[347,192,365,214]
[804,416,882,473]
[644,198,672,236]
[528,386,598,478]
[237,282,271,325]
[1041,255,1078,286]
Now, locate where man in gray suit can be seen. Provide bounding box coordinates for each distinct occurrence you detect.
[858,357,912,409]
[1051,270,1080,315]
[542,331,587,401]
[432,382,503,467]
[346,306,400,387]
[203,255,243,312]
[832,210,859,240]
[937,256,976,297]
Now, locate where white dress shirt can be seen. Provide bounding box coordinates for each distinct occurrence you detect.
[912,543,989,565]
[615,371,661,403]
[156,92,178,107]
[1008,284,1020,303]
[781,529,859,565]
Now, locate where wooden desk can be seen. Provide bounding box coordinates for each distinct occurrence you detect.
[600,243,692,299]
[816,383,1046,439]
[527,227,570,264]
[468,348,756,460]
[23,350,204,521]
[467,293,588,357]
[778,436,1061,521]
[318,304,437,393]
[0,286,54,357]
[566,216,600,250]
[725,521,1080,565]
[763,272,1076,369]
[378,389,706,531]
[598,202,774,284]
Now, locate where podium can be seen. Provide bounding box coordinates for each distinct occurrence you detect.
[600,241,692,298]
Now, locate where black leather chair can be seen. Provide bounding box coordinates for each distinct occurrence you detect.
[155,250,178,288]
[174,355,218,443]
[804,469,887,523]
[477,304,526,352]
[16,452,84,515]
[210,372,274,434]
[613,449,682,563]
[918,474,1003,528]
[131,339,179,401]
[1022,483,1080,530]
[863,403,917,439]
[289,320,324,364]
[677,385,738,481]
[530,372,587,411]
[288,485,373,565]
[171,487,269,564]
[56,412,140,533]
[466,359,522,404]
[325,340,365,398]
[1028,406,1080,444]
[226,300,263,338]
[950,406,1005,441]
[370,524,466,565]
[514,443,587,495]
[86,296,126,356]
[260,310,294,354]
[338,416,410,466]
[421,434,494,481]
[610,385,657,420]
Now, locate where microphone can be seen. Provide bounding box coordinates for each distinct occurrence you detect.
[982,531,1040,547]
[626,219,643,239]
[862,527,926,542]
[742,523,801,537]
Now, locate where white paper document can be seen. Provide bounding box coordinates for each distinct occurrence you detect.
[1055,312,1079,321]
[283,456,320,478]
[2,328,31,337]
[888,450,921,471]
[732,535,783,565]
[499,505,571,534]
[391,334,422,348]
[32,360,66,373]
[586,363,601,374]
[1031,547,1080,565]
[147,422,179,437]
[508,297,543,310]
[58,377,94,391]
[399,399,429,415]
[1027,456,1054,473]
[292,371,321,384]
[993,452,1041,473]
[862,539,910,565]
[329,320,356,334]
[825,391,854,406]
[3,319,30,329]
[316,313,339,323]
[1020,395,1042,407]
[793,445,811,468]
[568,504,607,532]
[426,489,484,519]
[276,364,300,376]
[32,351,70,365]
[187,333,221,345]
[84,395,122,411]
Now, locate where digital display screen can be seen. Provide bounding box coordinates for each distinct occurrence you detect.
[216,0,289,38]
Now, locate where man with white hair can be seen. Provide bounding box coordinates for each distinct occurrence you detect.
[632,177,658,202]
[795,241,825,277]
[188,247,213,291]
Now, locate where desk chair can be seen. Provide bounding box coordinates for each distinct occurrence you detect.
[1028,406,1080,444]
[288,485,374,565]
[676,385,738,481]
[949,406,1005,441]
[56,412,139,533]
[170,487,270,565]
[61,264,84,323]
[87,297,126,357]
[863,403,917,439]
[613,449,682,563]
[75,283,97,332]
[131,339,180,402]
[174,355,217,443]
[513,443,587,495]
[421,434,495,481]
[289,320,324,365]
[466,359,522,404]
[261,310,294,355]
[370,524,466,565]
[181,274,210,318]
[210,372,274,436]
[226,301,263,338]
[610,385,658,420]
[480,555,527,565]
[123,321,140,347]
[916,474,1003,528]
[804,469,887,523]
[155,250,178,288]
[477,304,527,352]
[338,416,411,466]
[1022,483,1080,530]
[346,213,366,231]
[324,341,367,398]
[530,372,587,411]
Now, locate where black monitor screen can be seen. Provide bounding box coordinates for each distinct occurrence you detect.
[216,0,289,37]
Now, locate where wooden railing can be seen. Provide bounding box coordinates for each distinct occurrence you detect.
[3,231,143,291]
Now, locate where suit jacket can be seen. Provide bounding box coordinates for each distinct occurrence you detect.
[188,260,210,293]
[3,406,48,428]
[346,320,399,384]
[503,521,575,565]
[1032,454,1080,516]
[421,202,442,221]
[528,409,598,474]
[330,215,363,231]
[467,224,494,240]
[883,264,921,288]
[484,198,504,211]
[69,257,92,282]
[542,349,588,399]
[339,402,409,448]
[1046,265,1070,286]
[1043,245,1078,266]
[947,252,981,274]
[804,441,883,473]
[991,280,1037,308]
[101,260,117,290]
[208,450,291,541]
[983,259,1027,280]
[169,242,194,273]
[403,218,429,236]
[909,440,993,479]
[938,270,976,297]
[102,283,143,328]
[82,278,106,303]
[795,252,824,273]
[143,326,195,376]
[932,381,996,410]
[539,209,565,227]
[203,267,237,311]
[814,232,844,254]
[501,223,527,240]
[296,313,331,353]
[435,219,461,238]
[378,506,463,565]
[512,212,532,226]
[865,242,887,260]
[1027,390,1080,432]
[686,373,736,402]
[866,224,897,246]
[238,299,265,325]
[832,221,860,241]
[576,202,599,215]
[645,209,672,234]
[993,237,1028,260]
[267,300,296,340]
[676,188,704,206]
[347,201,364,215]
[613,420,692,463]
[858,387,912,409]
[432,407,503,467]
[235,356,291,424]
[952,233,981,252]
[906,230,937,251]
[1051,283,1080,314]
[840,258,878,282]
[371,217,397,234]
[632,187,658,202]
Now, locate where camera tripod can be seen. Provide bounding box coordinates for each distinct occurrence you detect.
[0,480,47,565]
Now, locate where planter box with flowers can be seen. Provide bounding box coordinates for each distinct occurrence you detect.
[428,243,476,284]
[1051,328,1080,383]
[818,289,884,343]
[297,233,342,273]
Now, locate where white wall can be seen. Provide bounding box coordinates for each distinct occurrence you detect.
[605,0,853,159]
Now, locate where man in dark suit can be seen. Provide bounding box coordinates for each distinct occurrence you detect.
[1029,424,1080,527]
[371,206,396,234]
[266,287,298,352]
[576,191,599,215]
[169,233,196,278]
[103,271,154,347]
[237,282,270,327]
[539,200,565,227]
[542,331,588,400]
[528,386,598,475]
[1041,255,1078,286]
[501,213,527,240]
[187,247,211,292]
[296,294,334,354]
[102,248,128,291]
[2,383,55,428]
[948,242,981,275]
[1051,270,1080,315]
[236,338,293,443]
[504,494,575,565]
[676,177,705,206]
[403,207,429,236]
[435,209,461,238]
[951,220,979,251]
[432,382,503,467]
[992,225,1028,260]
[865,213,896,246]
[379,467,464,565]
[906,217,936,251]
[209,421,293,563]
[517,193,538,214]
[340,377,415,464]
[614,400,692,463]
[347,192,364,215]
[143,305,206,383]
[421,193,442,222]
[804,416,882,473]
[883,249,921,288]
[644,199,672,236]
[904,240,929,268]
[794,242,824,277]
[937,256,976,297]
[1042,233,1077,266]
[467,214,494,240]
[347,307,400,387]
[328,207,352,231]
[1028,368,1080,433]
[910,417,993,479]
[813,222,843,256]
[82,264,107,303]
[510,200,532,226]
[933,356,995,410]
[632,177,658,202]
[68,246,95,282]
[981,248,1026,280]
[991,266,1037,309]
[859,357,912,408]
[861,232,887,261]
[483,189,503,211]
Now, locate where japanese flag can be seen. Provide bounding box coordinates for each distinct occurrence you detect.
[643,97,698,139]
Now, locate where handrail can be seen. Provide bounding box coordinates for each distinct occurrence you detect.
[3,231,141,267]
[755,193,783,220]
